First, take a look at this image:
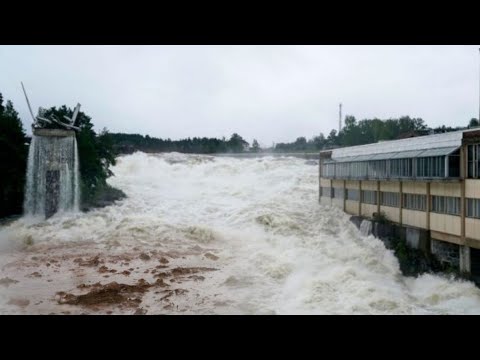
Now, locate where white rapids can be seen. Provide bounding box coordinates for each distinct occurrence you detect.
[1,152,480,314]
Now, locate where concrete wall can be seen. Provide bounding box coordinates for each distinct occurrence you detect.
[380,205,400,223]
[320,178,331,187]
[466,236,480,250]
[346,200,359,215]
[466,218,480,241]
[430,213,461,236]
[465,179,480,199]
[33,128,75,137]
[380,181,400,193]
[402,182,427,195]
[361,203,377,218]
[331,179,344,188]
[361,181,377,191]
[402,209,427,229]
[345,180,360,189]
[430,182,461,197]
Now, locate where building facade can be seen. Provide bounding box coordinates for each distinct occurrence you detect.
[319,129,480,277]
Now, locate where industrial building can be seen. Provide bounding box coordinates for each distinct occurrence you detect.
[319,128,480,278]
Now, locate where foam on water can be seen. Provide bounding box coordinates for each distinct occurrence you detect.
[2,152,480,314]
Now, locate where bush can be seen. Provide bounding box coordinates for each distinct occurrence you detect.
[0,94,28,218]
[372,211,389,224]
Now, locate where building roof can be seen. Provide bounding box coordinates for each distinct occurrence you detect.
[323,128,480,162]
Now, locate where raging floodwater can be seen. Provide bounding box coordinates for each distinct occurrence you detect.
[1,153,480,314]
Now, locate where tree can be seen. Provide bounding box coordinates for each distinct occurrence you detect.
[228,133,249,153]
[293,137,307,150]
[326,129,338,148]
[344,115,356,129]
[0,93,4,114]
[312,133,326,150]
[469,118,479,128]
[0,95,28,218]
[251,139,260,152]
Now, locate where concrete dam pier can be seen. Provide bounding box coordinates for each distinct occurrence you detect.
[24,128,80,218]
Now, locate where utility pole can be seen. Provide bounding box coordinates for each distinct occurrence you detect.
[478,48,480,123]
[339,103,342,133]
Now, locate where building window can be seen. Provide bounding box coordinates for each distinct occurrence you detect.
[448,149,460,178]
[346,189,359,201]
[467,198,480,218]
[403,193,426,211]
[320,187,332,198]
[322,163,335,178]
[362,190,377,205]
[368,160,387,178]
[416,156,445,178]
[381,192,399,207]
[431,195,460,216]
[390,158,413,178]
[336,163,349,178]
[333,187,344,199]
[351,162,367,179]
[468,144,480,178]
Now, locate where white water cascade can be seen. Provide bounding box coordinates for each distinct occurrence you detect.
[23,132,80,218]
[359,219,373,237]
[2,152,480,314]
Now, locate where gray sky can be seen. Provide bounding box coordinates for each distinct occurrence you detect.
[1,45,479,146]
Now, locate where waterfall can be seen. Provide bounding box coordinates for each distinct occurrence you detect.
[73,141,80,212]
[23,133,80,218]
[359,219,373,236]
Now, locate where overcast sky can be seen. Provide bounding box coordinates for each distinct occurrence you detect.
[1,45,479,146]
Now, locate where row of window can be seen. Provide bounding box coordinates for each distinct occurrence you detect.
[321,188,421,209]
[322,155,458,180]
[320,187,358,201]
[320,188,478,217]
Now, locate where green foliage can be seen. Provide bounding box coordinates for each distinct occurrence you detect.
[274,116,430,152]
[251,139,260,152]
[228,133,249,152]
[469,118,479,128]
[372,211,389,224]
[0,94,28,218]
[107,115,479,156]
[108,132,250,154]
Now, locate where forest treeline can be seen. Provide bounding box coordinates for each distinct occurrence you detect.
[273,116,479,152]
[108,115,479,155]
[1,87,479,219]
